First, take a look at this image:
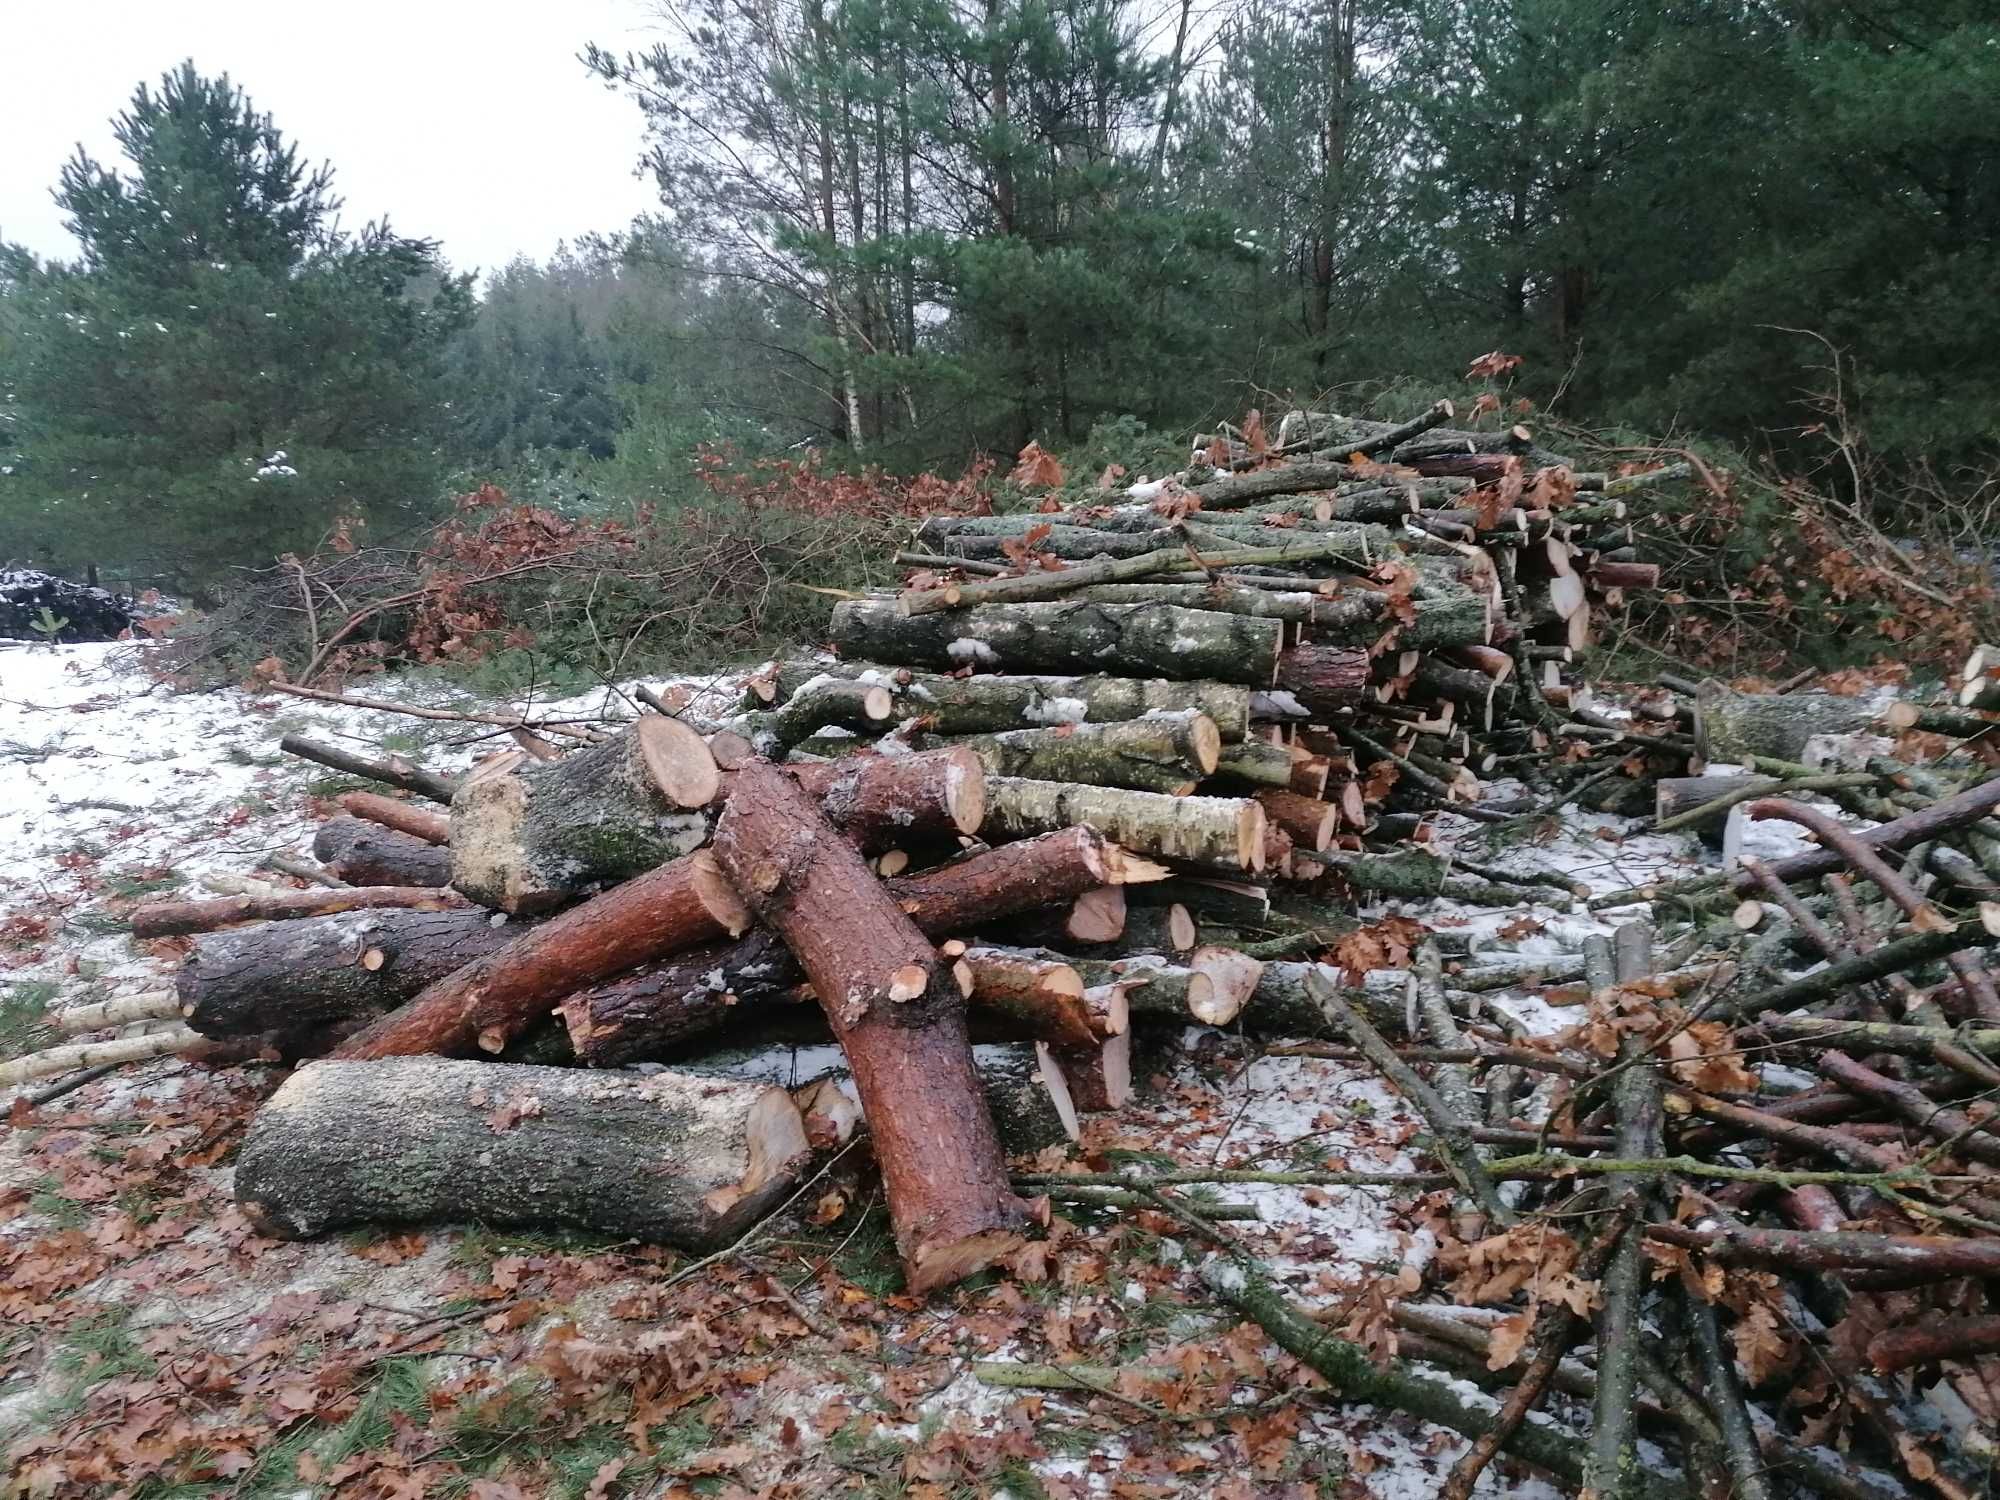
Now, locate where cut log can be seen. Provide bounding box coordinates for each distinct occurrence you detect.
[952,710,1220,793]
[337,792,451,845]
[1253,789,1338,852]
[234,1058,810,1249]
[982,1045,1082,1152]
[178,908,521,1050]
[766,662,1254,741]
[711,762,1028,1292]
[888,825,1164,930]
[1272,645,1372,716]
[984,778,1265,872]
[1186,945,1267,1025]
[450,715,718,913]
[330,849,752,1060]
[278,734,460,805]
[312,817,452,888]
[132,884,470,939]
[735,677,895,755]
[1045,1031,1132,1113]
[827,599,1285,687]
[1064,887,1128,944]
[1210,739,1297,789]
[1697,690,1879,765]
[959,948,1098,1049]
[779,746,986,853]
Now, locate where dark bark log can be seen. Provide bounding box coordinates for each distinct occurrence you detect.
[712,763,1028,1292]
[331,850,752,1060]
[763,662,1254,740]
[278,734,460,805]
[235,1058,809,1249]
[313,816,453,888]
[176,906,520,1052]
[1272,644,1371,715]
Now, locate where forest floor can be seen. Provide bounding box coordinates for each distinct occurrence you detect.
[0,641,1835,1499]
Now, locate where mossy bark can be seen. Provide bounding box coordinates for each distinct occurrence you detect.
[951,710,1218,794]
[235,1058,810,1249]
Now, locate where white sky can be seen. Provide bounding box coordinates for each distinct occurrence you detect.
[0,0,665,282]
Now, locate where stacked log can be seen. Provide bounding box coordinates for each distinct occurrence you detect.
[28,402,1694,1296]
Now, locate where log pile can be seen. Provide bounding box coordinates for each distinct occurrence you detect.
[19,400,2000,1494]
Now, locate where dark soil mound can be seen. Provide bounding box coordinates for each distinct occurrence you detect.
[0,569,138,643]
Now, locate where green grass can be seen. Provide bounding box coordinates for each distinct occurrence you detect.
[27,1173,90,1229]
[0,979,58,1059]
[43,1308,155,1418]
[103,870,185,900]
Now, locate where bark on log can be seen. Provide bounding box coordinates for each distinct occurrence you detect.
[984,777,1266,872]
[132,884,470,939]
[234,1058,810,1249]
[278,734,460,805]
[775,747,986,853]
[827,599,1284,686]
[952,710,1220,793]
[1210,739,1296,789]
[735,678,895,755]
[1253,789,1338,852]
[178,907,521,1049]
[711,763,1028,1292]
[1047,1031,1131,1114]
[1272,645,1372,716]
[449,716,718,913]
[885,826,1166,932]
[959,948,1098,1050]
[312,817,452,888]
[331,850,752,1060]
[338,792,451,845]
[1697,690,1878,764]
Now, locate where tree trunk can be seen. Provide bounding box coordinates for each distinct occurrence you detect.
[331,850,752,1060]
[711,763,1028,1292]
[312,817,452,888]
[951,710,1220,793]
[984,777,1266,872]
[449,721,717,915]
[235,1058,810,1249]
[735,679,895,756]
[828,599,1284,686]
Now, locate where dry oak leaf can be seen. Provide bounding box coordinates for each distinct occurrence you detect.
[1010,441,1065,489]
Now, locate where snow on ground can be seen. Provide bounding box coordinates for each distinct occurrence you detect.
[0,642,1854,1494]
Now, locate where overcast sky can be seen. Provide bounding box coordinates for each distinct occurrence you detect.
[0,0,664,282]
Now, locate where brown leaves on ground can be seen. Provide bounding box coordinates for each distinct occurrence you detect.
[1327,914,1426,986]
[1440,1221,1599,1321]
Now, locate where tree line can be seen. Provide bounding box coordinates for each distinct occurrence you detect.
[2,0,1994,590]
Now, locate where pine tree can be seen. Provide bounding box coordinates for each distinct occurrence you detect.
[0,63,472,589]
